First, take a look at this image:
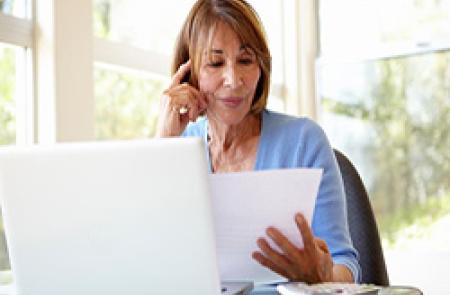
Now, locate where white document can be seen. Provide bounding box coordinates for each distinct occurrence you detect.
[209,168,322,284]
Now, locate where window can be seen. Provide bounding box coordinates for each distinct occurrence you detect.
[0,0,27,18]
[0,0,32,146]
[318,0,450,292]
[0,0,32,276]
[320,52,450,226]
[319,0,450,59]
[94,66,166,139]
[0,44,16,146]
[93,0,195,54]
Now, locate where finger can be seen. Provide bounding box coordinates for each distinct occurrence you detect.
[257,238,295,276]
[252,251,291,279]
[189,90,209,119]
[188,87,208,112]
[185,88,203,121]
[178,83,204,107]
[168,85,201,115]
[188,103,199,122]
[295,213,315,252]
[315,238,330,254]
[266,227,302,261]
[170,60,191,87]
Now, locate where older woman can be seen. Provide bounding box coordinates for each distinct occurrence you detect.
[157,0,360,286]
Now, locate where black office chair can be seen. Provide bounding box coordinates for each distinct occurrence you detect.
[334,149,390,286]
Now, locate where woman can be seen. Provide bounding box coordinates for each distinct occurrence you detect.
[157,0,360,285]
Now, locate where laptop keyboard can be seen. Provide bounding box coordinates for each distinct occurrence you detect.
[277,282,381,294]
[221,282,254,295]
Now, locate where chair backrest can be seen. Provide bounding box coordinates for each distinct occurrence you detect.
[334,149,390,286]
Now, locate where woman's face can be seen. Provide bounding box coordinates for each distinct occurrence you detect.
[198,22,261,126]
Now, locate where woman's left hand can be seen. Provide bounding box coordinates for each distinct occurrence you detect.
[252,213,334,283]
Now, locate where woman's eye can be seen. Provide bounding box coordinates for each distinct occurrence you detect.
[239,58,253,65]
[208,61,224,67]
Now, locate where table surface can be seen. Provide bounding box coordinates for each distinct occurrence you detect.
[0,283,423,295]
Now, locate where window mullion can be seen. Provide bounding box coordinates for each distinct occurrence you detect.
[35,0,94,143]
[0,12,33,47]
[94,38,171,77]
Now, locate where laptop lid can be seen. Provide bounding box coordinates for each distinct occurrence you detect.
[0,138,221,295]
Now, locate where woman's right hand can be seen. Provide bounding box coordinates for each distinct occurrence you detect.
[156,60,208,137]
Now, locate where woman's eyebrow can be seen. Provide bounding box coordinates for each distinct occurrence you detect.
[208,46,254,55]
[210,44,252,51]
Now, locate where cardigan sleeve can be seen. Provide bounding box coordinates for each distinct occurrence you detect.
[299,120,361,283]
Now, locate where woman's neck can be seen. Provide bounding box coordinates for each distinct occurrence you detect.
[207,113,261,150]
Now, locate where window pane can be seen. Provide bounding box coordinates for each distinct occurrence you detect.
[94,65,166,139]
[319,0,450,58]
[0,0,28,18]
[93,0,196,54]
[318,51,450,248]
[0,43,14,272]
[0,43,16,146]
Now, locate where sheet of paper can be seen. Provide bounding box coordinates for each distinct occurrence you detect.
[209,168,322,284]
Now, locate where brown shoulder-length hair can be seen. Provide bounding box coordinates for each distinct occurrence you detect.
[172,0,271,114]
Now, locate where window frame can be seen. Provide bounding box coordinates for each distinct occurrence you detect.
[0,10,34,145]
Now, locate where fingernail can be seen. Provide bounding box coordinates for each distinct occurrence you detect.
[266,227,275,237]
[257,237,265,246]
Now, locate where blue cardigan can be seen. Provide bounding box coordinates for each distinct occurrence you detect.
[182,109,361,283]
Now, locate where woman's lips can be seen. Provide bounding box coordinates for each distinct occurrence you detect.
[218,97,244,108]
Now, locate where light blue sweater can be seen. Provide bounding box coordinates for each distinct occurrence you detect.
[182,109,361,287]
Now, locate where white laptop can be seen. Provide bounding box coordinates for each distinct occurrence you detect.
[0,138,250,295]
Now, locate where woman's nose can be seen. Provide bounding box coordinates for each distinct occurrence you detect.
[223,64,243,88]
